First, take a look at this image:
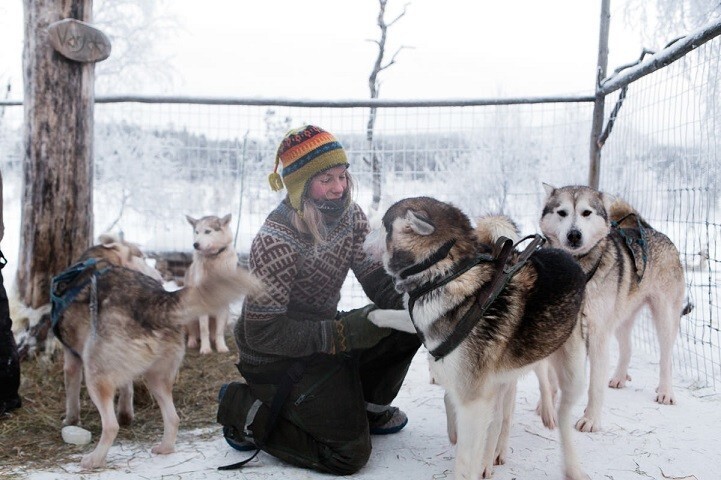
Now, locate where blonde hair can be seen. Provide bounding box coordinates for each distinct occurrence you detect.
[290,170,356,245]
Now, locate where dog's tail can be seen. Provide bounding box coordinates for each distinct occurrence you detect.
[608,197,652,229]
[172,267,264,324]
[475,214,520,245]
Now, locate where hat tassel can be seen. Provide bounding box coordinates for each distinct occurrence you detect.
[268,157,284,191]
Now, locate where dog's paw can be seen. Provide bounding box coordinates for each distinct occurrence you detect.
[367,309,416,333]
[80,452,106,470]
[367,309,385,327]
[494,449,507,466]
[151,443,175,455]
[534,399,557,429]
[187,338,199,349]
[608,374,631,389]
[199,344,212,355]
[575,416,601,432]
[565,466,591,480]
[62,416,80,427]
[540,409,557,430]
[655,388,676,405]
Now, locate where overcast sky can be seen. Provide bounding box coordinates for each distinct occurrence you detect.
[0,1,657,100]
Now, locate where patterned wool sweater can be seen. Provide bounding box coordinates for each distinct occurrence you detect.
[234,199,402,366]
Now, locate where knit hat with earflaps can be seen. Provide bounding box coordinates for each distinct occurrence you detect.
[269,125,349,215]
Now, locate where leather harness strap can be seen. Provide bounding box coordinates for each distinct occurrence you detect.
[407,234,545,361]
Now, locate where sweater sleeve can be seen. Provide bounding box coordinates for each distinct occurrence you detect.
[350,206,404,310]
[241,229,338,357]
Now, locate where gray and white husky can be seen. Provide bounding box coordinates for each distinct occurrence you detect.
[184,214,238,354]
[540,184,688,433]
[365,196,589,480]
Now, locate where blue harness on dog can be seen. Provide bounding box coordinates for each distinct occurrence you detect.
[50,258,110,352]
[610,212,649,281]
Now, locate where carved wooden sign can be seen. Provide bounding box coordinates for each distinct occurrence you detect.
[47,19,111,63]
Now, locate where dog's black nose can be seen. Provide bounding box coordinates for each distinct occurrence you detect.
[566,229,582,247]
[193,242,200,250]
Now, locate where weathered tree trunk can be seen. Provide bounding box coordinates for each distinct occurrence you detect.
[17,1,94,314]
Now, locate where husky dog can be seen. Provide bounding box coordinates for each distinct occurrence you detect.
[365,197,589,480]
[540,184,687,433]
[52,240,262,470]
[57,234,164,429]
[184,214,238,354]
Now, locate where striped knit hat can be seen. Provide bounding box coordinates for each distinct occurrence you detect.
[269,125,349,214]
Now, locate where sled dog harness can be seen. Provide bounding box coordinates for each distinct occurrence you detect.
[406,234,545,361]
[50,258,110,353]
[583,212,649,283]
[611,212,649,281]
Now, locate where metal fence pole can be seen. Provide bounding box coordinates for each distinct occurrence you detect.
[588,0,611,189]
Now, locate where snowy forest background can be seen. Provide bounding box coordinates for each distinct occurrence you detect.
[0,0,719,393]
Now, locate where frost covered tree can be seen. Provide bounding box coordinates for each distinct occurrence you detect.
[623,0,721,44]
[93,0,178,93]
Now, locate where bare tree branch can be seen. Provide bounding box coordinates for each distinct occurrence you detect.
[366,0,411,213]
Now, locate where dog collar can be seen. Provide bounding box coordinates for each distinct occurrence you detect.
[208,246,228,257]
[399,239,457,280]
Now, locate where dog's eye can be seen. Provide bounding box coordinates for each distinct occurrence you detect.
[581,210,592,217]
[558,210,567,217]
[204,229,212,234]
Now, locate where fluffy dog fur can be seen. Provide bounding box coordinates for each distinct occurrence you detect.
[365,197,589,480]
[540,184,687,433]
[53,234,262,469]
[57,234,164,429]
[184,214,238,354]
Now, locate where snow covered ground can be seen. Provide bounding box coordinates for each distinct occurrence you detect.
[11,343,721,480]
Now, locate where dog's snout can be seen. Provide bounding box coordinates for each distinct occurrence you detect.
[566,229,582,247]
[193,242,200,250]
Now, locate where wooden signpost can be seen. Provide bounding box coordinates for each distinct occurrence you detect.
[47,18,111,63]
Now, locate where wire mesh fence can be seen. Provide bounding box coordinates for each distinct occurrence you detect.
[600,39,721,391]
[0,24,719,393]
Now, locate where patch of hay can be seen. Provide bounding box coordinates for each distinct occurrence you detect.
[0,335,242,473]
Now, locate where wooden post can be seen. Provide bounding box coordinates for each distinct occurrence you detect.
[588,0,611,189]
[17,0,95,309]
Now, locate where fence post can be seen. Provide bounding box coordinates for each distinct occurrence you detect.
[589,0,611,189]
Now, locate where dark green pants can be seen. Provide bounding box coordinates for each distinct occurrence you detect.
[229,329,420,475]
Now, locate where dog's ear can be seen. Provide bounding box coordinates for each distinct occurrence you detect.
[98,233,119,247]
[220,213,232,226]
[542,183,556,198]
[601,192,617,214]
[186,215,198,227]
[406,210,435,236]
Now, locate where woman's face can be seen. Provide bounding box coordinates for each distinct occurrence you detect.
[308,165,348,201]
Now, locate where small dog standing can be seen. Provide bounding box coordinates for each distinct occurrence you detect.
[51,237,262,469]
[540,184,688,433]
[365,197,589,480]
[184,214,238,354]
